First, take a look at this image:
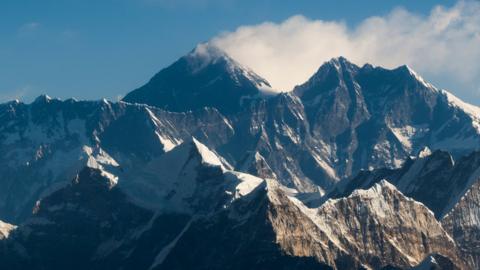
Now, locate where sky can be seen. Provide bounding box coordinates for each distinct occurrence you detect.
[2,0,480,105]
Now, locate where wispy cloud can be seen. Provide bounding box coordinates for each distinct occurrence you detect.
[18,22,40,33]
[0,85,31,103]
[212,1,480,101]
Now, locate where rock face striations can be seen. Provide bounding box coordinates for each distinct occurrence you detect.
[1,44,480,269]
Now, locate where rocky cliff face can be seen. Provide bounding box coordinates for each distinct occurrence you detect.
[267,180,462,269]
[330,149,480,269]
[442,179,480,269]
[160,176,466,270]
[412,254,460,270]
[311,181,461,269]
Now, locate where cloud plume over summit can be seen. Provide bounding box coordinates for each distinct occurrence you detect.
[212,1,480,101]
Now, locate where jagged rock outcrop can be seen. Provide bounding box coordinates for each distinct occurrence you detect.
[412,254,460,270]
[0,220,16,240]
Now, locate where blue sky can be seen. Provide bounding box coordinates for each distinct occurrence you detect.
[3,0,477,104]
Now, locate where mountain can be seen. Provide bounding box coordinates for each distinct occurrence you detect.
[125,51,480,191]
[118,137,264,214]
[330,149,480,218]
[293,57,480,179]
[2,48,480,269]
[123,43,272,115]
[1,164,464,269]
[292,180,463,269]
[0,141,268,270]
[330,149,480,269]
[0,97,235,223]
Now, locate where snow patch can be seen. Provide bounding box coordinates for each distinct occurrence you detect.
[224,171,264,200]
[150,218,194,269]
[417,146,432,158]
[191,137,223,167]
[389,124,429,151]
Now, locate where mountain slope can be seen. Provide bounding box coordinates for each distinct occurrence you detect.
[119,137,264,214]
[0,98,234,223]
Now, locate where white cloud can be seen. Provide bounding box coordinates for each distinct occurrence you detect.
[19,22,40,32]
[212,1,480,102]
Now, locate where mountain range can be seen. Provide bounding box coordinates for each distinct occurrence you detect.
[0,43,479,269]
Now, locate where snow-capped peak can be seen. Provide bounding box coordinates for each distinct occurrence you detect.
[73,167,118,190]
[186,42,271,89]
[325,56,353,68]
[32,94,53,104]
[417,146,432,158]
[350,179,398,198]
[81,146,120,188]
[294,56,360,94]
[188,42,229,65]
[403,65,437,89]
[311,56,360,75]
[191,137,224,168]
